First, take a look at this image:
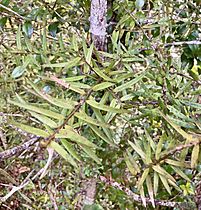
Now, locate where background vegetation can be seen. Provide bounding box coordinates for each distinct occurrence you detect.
[0,0,201,209]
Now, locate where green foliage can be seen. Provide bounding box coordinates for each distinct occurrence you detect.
[0,0,201,209]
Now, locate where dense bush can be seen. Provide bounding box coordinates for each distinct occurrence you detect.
[0,0,201,209]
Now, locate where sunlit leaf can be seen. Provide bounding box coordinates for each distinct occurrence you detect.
[87,99,128,113]
[140,186,146,207]
[43,57,82,68]
[114,72,145,93]
[49,141,77,167]
[145,129,156,152]
[159,174,171,195]
[75,111,109,127]
[124,153,138,176]
[153,171,159,196]
[92,68,113,82]
[137,168,149,190]
[30,111,58,128]
[191,144,199,168]
[8,100,64,120]
[152,165,176,182]
[10,121,49,137]
[92,82,115,91]
[56,125,97,148]
[159,111,193,141]
[155,133,165,160]
[61,139,81,161]
[146,175,155,208]
[128,140,146,159]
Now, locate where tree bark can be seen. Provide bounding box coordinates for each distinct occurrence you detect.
[196,180,201,210]
[90,0,107,51]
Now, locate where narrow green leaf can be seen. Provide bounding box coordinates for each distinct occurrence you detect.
[114,72,145,93]
[43,57,82,68]
[42,26,47,52]
[64,76,86,82]
[137,168,150,190]
[8,100,64,120]
[16,25,22,50]
[92,68,113,82]
[105,99,120,123]
[72,34,78,51]
[159,111,193,141]
[87,99,128,113]
[89,125,115,146]
[168,179,181,192]
[159,174,171,195]
[49,141,77,167]
[145,129,156,152]
[30,111,58,128]
[79,145,101,164]
[56,125,97,148]
[145,143,152,164]
[10,121,49,137]
[126,150,140,173]
[122,57,144,62]
[68,82,90,89]
[140,186,146,207]
[191,145,199,168]
[152,165,176,182]
[165,159,190,168]
[75,111,109,128]
[146,175,155,208]
[28,81,77,109]
[153,171,159,196]
[84,43,94,73]
[124,153,138,176]
[92,82,115,91]
[128,140,146,159]
[91,108,114,141]
[61,139,81,161]
[181,100,201,110]
[155,134,165,160]
[171,166,191,182]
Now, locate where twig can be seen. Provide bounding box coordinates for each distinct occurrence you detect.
[164,40,201,47]
[0,137,39,162]
[169,71,201,85]
[0,3,28,20]
[0,169,34,202]
[155,139,201,165]
[99,176,196,209]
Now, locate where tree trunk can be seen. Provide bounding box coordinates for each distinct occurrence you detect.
[90,0,107,51]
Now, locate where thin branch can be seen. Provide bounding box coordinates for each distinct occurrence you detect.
[0,137,39,162]
[99,176,196,209]
[165,40,201,47]
[153,139,201,166]
[169,71,201,85]
[0,3,28,20]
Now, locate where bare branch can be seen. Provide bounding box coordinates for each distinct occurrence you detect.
[0,137,39,162]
